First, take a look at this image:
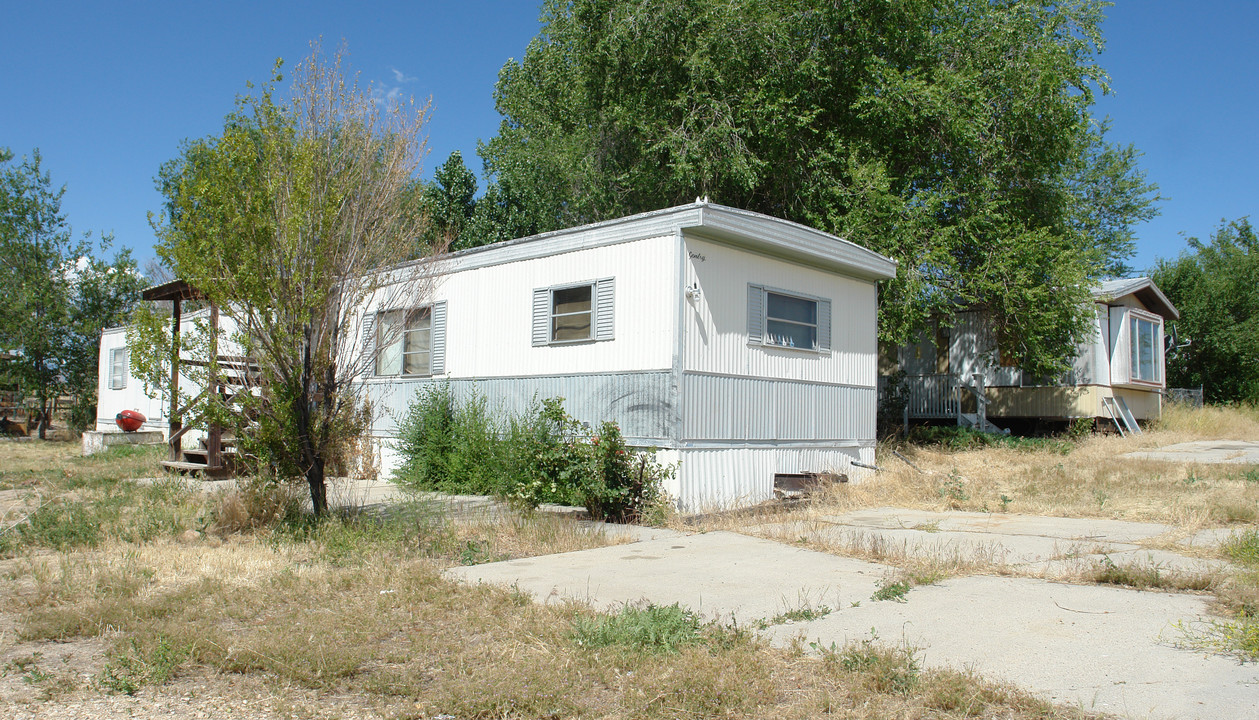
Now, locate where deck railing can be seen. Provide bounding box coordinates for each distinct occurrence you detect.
[903,373,959,418]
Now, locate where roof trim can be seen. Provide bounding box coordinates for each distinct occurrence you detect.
[1093,277,1179,320]
[393,201,898,281]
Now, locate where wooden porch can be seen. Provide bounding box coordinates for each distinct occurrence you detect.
[140,280,261,478]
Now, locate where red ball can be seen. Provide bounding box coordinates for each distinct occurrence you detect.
[115,409,146,432]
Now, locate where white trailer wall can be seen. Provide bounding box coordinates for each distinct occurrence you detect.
[675,234,879,508]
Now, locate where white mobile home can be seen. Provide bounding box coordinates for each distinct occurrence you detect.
[361,201,895,509]
[889,277,1179,431]
[99,201,896,510]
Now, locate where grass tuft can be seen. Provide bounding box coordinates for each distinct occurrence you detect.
[572,603,708,654]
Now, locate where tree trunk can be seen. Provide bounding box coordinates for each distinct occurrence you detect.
[37,398,49,440]
[307,457,327,516]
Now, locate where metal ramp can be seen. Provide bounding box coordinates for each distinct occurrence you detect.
[1102,396,1142,436]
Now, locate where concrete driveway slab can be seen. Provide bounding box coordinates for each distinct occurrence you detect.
[447,530,890,623]
[819,507,1175,543]
[766,576,1258,720]
[446,517,1258,719]
[1124,440,1259,465]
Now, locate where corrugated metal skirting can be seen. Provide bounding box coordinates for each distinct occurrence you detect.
[681,373,875,441]
[675,445,875,511]
[367,371,676,443]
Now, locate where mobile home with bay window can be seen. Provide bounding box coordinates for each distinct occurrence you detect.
[887,277,1179,432]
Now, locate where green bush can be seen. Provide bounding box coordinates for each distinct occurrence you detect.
[394,390,672,522]
[394,384,510,496]
[909,425,1072,454]
[572,603,705,654]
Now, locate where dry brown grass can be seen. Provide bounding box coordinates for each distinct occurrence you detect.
[0,439,1104,719]
[2,539,1099,719]
[826,410,1259,531]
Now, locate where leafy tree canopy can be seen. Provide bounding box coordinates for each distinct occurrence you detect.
[0,148,143,437]
[1154,218,1259,404]
[479,0,1159,376]
[145,45,438,513]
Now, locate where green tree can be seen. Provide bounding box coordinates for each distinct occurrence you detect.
[479,0,1159,375]
[0,148,143,437]
[419,151,478,249]
[145,46,438,514]
[1153,218,1259,404]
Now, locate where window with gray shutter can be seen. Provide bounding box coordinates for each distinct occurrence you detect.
[430,301,447,375]
[531,288,550,346]
[747,284,765,344]
[360,315,376,370]
[594,277,615,340]
[109,347,128,390]
[749,284,831,354]
[533,278,615,346]
[371,304,440,377]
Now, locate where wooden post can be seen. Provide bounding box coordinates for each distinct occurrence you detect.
[207,302,222,470]
[169,298,182,461]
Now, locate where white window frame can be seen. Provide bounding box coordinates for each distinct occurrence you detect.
[532,278,615,347]
[747,284,832,354]
[1128,311,1162,385]
[109,347,128,390]
[375,307,433,377]
[549,282,594,344]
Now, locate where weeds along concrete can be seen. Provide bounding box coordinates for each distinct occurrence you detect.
[0,440,1107,719]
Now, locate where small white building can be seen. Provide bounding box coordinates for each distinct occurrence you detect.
[99,201,896,510]
[888,277,1179,431]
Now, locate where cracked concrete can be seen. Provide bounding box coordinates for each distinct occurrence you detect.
[448,510,1258,720]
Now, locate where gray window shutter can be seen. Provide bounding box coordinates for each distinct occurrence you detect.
[747,284,765,344]
[817,298,832,353]
[532,288,550,346]
[360,314,376,372]
[594,277,615,341]
[430,301,447,374]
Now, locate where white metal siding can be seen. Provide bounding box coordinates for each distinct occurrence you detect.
[97,327,167,431]
[366,234,676,379]
[682,236,878,387]
[676,445,875,511]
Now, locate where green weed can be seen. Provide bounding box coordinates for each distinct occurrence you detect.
[872,579,912,603]
[97,635,189,695]
[820,634,921,695]
[571,603,743,654]
[1222,529,1259,568]
[1090,556,1215,592]
[1175,615,1259,663]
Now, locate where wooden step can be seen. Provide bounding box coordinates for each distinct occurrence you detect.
[160,459,233,478]
[185,447,238,460]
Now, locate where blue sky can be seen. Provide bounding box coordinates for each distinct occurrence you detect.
[1,1,1254,276]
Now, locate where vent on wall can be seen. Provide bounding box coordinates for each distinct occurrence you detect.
[773,472,848,500]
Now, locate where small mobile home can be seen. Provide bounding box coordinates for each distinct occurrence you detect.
[99,201,896,510]
[888,277,1179,431]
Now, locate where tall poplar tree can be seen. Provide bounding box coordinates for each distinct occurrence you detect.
[479,0,1159,375]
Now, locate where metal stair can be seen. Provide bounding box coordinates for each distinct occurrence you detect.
[955,373,1009,435]
[1102,396,1141,436]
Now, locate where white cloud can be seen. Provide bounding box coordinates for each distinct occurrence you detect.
[391,67,417,84]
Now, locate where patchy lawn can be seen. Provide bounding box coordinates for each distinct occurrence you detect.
[0,439,1101,719]
[684,403,1259,664]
